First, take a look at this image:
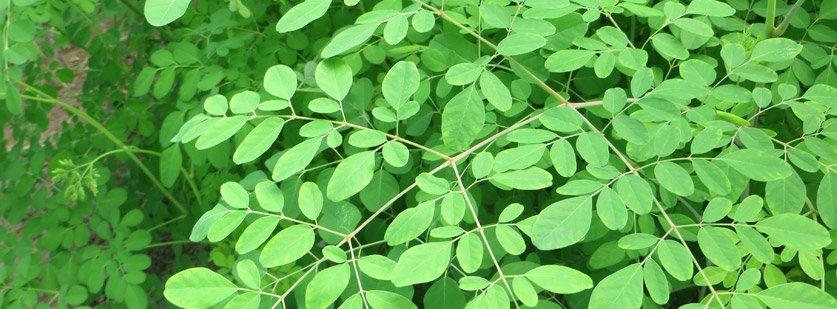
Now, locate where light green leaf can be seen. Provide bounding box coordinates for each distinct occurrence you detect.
[596,187,628,230]
[576,131,609,167]
[656,240,693,281]
[195,115,248,150]
[721,149,793,181]
[391,242,452,286]
[235,259,261,289]
[163,268,237,308]
[495,225,525,255]
[549,139,577,177]
[305,264,351,309]
[207,210,246,242]
[299,182,323,220]
[416,173,450,195]
[316,59,353,101]
[512,277,538,307]
[144,0,190,27]
[271,138,322,181]
[233,117,284,164]
[327,151,376,201]
[382,141,409,167]
[497,33,546,56]
[383,61,420,108]
[750,38,803,62]
[755,214,831,251]
[697,226,740,271]
[672,18,713,37]
[686,0,735,16]
[321,23,379,58]
[365,290,418,309]
[818,172,837,229]
[615,174,653,214]
[445,62,483,86]
[384,202,434,246]
[254,181,284,212]
[479,71,512,111]
[531,196,592,250]
[493,144,546,173]
[525,265,593,294]
[456,233,483,273]
[275,0,330,33]
[545,50,594,72]
[220,182,249,209]
[692,158,731,195]
[264,65,297,99]
[236,216,280,254]
[757,283,837,309]
[643,259,670,305]
[491,167,553,190]
[588,263,643,309]
[654,161,694,196]
[260,225,315,268]
[441,87,485,151]
[736,226,774,264]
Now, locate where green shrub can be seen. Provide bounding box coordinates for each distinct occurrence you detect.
[2,0,836,308]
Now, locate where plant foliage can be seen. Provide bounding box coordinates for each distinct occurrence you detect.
[1,0,837,308]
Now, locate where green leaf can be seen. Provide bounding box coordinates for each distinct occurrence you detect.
[531,196,592,250]
[497,33,546,56]
[545,50,594,72]
[692,159,731,195]
[321,22,378,58]
[736,226,774,264]
[576,132,610,167]
[382,141,409,167]
[254,181,284,212]
[643,259,670,304]
[315,59,353,101]
[757,283,837,308]
[491,167,553,190]
[686,0,735,16]
[672,18,713,37]
[416,173,450,195]
[755,214,831,251]
[384,14,409,45]
[456,233,483,273]
[445,62,483,86]
[384,202,434,246]
[493,144,546,173]
[235,259,261,289]
[207,210,247,242]
[596,187,628,230]
[651,33,689,60]
[615,174,653,214]
[656,240,693,281]
[498,203,524,223]
[264,65,297,100]
[220,182,249,209]
[588,263,643,309]
[272,138,322,181]
[223,292,259,309]
[195,115,248,150]
[721,149,793,181]
[654,162,694,196]
[479,71,512,111]
[144,0,190,27]
[750,38,803,62]
[495,225,525,255]
[441,87,485,151]
[549,139,577,177]
[697,227,740,271]
[391,242,452,286]
[229,91,260,114]
[618,233,659,250]
[365,290,418,309]
[298,182,323,220]
[524,265,593,294]
[512,277,538,307]
[233,117,284,164]
[275,0,330,33]
[765,172,806,214]
[382,61,420,108]
[327,151,376,201]
[236,216,280,254]
[260,225,315,268]
[163,268,237,308]
[305,264,351,309]
[159,144,181,187]
[818,172,837,229]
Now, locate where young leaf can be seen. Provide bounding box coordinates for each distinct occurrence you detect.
[275,0,330,33]
[305,264,351,309]
[260,225,315,268]
[530,196,593,250]
[163,268,237,308]
[524,265,593,294]
[588,263,643,309]
[234,117,285,164]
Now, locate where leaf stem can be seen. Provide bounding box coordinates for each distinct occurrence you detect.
[17,82,188,215]
[773,0,807,36]
[763,0,778,39]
